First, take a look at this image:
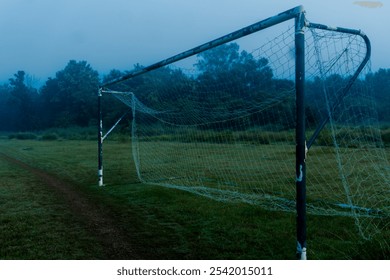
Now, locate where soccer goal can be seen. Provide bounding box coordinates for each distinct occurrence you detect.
[98,6,389,259]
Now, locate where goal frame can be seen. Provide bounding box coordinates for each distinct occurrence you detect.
[97,6,371,260]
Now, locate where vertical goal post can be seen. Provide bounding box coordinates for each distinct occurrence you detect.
[294,11,307,260]
[97,6,375,259]
[98,88,133,187]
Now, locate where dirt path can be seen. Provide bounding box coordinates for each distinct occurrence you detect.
[0,152,137,259]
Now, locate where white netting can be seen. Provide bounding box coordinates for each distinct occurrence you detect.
[304,27,389,239]
[104,22,389,241]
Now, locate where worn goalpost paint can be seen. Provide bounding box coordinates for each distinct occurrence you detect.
[98,88,104,187]
[295,11,307,260]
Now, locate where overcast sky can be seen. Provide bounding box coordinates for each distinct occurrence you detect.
[0,0,388,85]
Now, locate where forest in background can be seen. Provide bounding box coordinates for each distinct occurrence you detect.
[0,43,389,135]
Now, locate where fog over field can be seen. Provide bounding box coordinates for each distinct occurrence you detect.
[0,0,388,83]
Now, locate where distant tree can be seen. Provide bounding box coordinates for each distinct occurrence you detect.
[8,71,39,131]
[40,60,99,127]
[195,42,273,95]
[100,69,133,130]
[195,43,240,77]
[102,69,126,91]
[140,67,193,105]
[109,65,195,109]
[194,43,276,128]
[305,76,324,126]
[39,77,61,128]
[102,64,145,92]
[365,68,390,122]
[0,84,14,131]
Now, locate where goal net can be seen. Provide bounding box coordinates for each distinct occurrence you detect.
[101,8,389,247]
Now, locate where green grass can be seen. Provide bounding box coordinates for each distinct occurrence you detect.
[0,154,104,259]
[0,138,388,259]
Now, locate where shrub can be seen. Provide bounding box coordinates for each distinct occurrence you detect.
[382,129,390,147]
[9,133,38,140]
[41,133,59,141]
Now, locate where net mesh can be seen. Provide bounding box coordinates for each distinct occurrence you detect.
[104,22,389,241]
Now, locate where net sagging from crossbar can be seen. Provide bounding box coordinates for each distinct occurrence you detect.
[105,22,389,240]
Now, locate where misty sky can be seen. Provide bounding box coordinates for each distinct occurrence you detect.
[0,0,389,86]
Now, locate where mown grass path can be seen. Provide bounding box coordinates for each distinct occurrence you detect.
[0,152,136,259]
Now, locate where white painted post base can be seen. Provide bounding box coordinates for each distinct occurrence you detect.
[98,168,104,187]
[297,242,307,260]
[300,247,307,260]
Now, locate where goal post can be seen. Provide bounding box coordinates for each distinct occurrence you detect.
[295,12,307,260]
[98,88,133,187]
[97,6,384,259]
[98,88,103,187]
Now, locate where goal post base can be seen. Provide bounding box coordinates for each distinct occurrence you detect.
[98,168,104,187]
[297,248,307,260]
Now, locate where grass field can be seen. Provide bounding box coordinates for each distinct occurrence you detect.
[0,148,104,259]
[0,137,388,259]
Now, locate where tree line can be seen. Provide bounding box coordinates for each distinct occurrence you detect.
[0,43,389,132]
